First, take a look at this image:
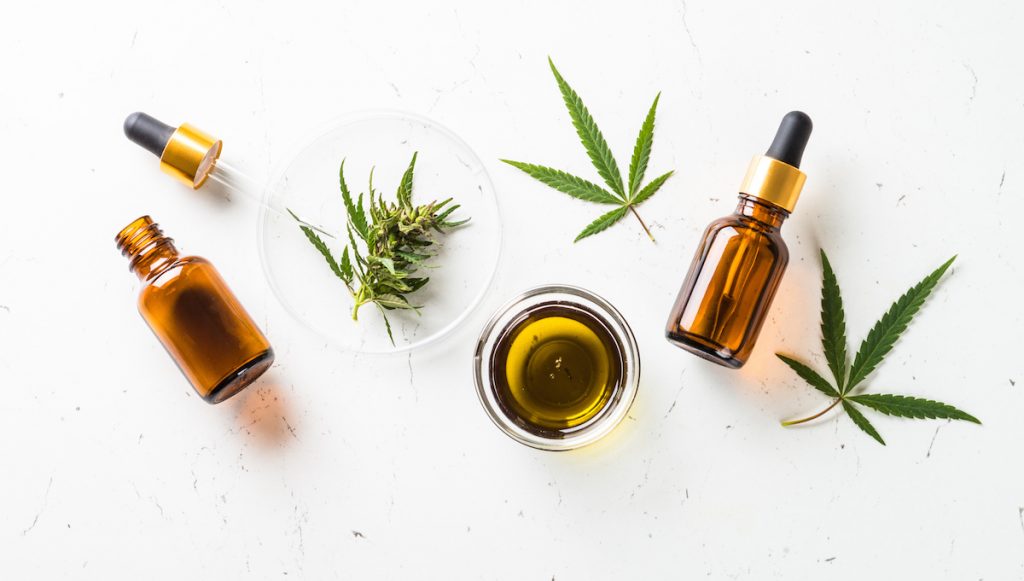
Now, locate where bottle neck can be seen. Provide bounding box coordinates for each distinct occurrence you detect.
[735,194,789,229]
[115,216,181,281]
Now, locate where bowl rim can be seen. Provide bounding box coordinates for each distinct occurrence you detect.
[472,284,641,451]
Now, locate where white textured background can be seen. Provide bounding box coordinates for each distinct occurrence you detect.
[2,1,1022,578]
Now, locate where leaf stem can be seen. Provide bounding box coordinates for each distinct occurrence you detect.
[352,288,367,321]
[628,205,655,242]
[781,398,842,427]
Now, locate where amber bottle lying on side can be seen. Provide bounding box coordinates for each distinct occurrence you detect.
[666,111,812,368]
[116,216,274,403]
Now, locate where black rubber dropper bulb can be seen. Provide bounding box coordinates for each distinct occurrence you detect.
[765,111,813,168]
[124,112,176,157]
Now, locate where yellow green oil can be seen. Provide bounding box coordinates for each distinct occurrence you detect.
[491,304,623,434]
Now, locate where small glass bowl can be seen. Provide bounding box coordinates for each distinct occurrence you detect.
[258,110,501,354]
[473,285,640,451]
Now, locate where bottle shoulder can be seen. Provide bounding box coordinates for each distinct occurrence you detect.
[175,255,212,269]
[703,214,789,254]
[137,255,213,295]
[708,213,785,235]
[147,254,210,278]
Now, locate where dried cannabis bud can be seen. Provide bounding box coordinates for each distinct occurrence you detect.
[290,152,468,344]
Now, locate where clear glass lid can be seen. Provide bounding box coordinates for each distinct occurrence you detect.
[258,110,501,354]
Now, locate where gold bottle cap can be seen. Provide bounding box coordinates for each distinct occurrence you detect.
[738,111,813,212]
[738,155,806,212]
[159,124,222,189]
[124,112,222,189]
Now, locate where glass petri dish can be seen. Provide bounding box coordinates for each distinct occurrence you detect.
[473,285,640,451]
[258,110,501,354]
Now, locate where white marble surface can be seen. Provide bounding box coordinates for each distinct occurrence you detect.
[2,1,1022,578]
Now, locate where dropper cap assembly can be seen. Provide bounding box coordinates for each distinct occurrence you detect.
[124,112,222,189]
[123,111,338,239]
[739,111,812,212]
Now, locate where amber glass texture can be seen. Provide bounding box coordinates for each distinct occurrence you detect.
[116,217,274,403]
[665,195,789,368]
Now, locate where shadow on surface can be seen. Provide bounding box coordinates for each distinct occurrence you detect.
[230,375,299,449]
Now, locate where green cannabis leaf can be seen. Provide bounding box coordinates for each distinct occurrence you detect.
[777,250,978,445]
[501,57,674,242]
[290,152,468,345]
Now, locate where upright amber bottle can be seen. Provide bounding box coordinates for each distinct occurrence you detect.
[116,216,274,403]
[666,112,812,368]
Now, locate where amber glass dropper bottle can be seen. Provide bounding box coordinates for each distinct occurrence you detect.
[116,216,275,403]
[665,111,812,369]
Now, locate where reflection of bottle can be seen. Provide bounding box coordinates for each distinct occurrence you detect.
[116,216,274,403]
[666,112,812,369]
